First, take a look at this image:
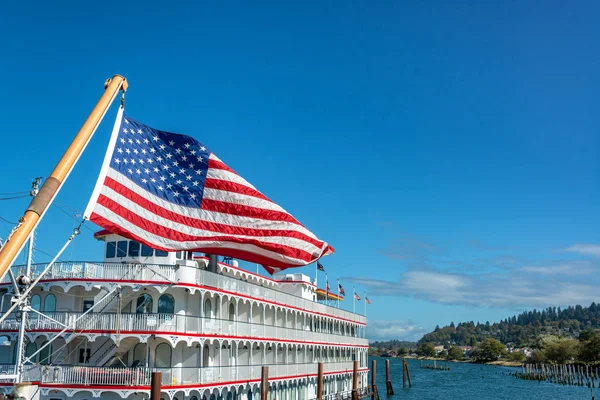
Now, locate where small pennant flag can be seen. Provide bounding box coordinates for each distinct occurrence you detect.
[317,261,325,271]
[354,292,361,301]
[338,283,345,296]
[326,278,330,292]
[365,296,372,304]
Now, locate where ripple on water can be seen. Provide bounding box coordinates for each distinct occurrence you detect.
[369,356,594,400]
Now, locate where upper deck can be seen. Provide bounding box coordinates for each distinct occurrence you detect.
[3,232,367,327]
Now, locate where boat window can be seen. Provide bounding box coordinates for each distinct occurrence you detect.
[136,294,153,314]
[229,303,235,321]
[175,251,182,259]
[133,343,146,364]
[154,343,172,368]
[203,344,209,366]
[79,348,91,363]
[43,294,56,313]
[39,341,51,365]
[128,241,141,257]
[117,241,128,257]
[158,294,175,314]
[26,342,37,362]
[0,337,11,365]
[106,241,116,258]
[31,295,41,312]
[141,244,154,257]
[204,299,212,319]
[155,249,168,257]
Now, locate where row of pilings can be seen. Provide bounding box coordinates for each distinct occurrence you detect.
[512,363,600,389]
[419,359,451,371]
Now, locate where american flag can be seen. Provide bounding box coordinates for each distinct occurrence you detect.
[354,292,361,301]
[365,296,372,304]
[85,111,334,273]
[338,283,345,296]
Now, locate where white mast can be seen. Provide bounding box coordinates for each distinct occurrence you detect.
[14,177,42,383]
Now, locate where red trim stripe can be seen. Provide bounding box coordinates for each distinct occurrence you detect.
[21,368,370,391]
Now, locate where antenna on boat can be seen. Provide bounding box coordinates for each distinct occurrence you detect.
[0,75,128,284]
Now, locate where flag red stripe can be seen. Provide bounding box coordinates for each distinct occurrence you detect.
[200,198,302,226]
[207,158,237,174]
[96,193,316,262]
[203,178,271,203]
[104,176,322,246]
[90,212,313,269]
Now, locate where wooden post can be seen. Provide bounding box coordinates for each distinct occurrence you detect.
[371,359,376,400]
[404,360,412,388]
[261,366,269,400]
[317,362,324,400]
[151,372,161,400]
[0,75,128,282]
[352,360,359,400]
[402,358,406,388]
[386,359,394,394]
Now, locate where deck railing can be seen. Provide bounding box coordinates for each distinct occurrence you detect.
[8,262,176,284]
[4,262,367,326]
[20,361,359,386]
[0,312,367,346]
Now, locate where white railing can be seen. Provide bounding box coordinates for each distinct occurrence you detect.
[0,364,16,377]
[0,312,368,347]
[5,262,366,326]
[20,361,358,386]
[8,262,176,284]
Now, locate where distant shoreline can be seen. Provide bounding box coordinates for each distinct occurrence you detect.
[376,355,522,367]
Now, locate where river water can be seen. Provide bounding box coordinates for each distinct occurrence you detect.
[370,356,595,400]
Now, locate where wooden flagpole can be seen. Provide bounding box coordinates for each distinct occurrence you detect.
[0,75,128,281]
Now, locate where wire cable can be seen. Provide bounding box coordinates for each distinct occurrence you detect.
[0,191,29,196]
[0,195,29,201]
[0,216,17,225]
[51,203,95,234]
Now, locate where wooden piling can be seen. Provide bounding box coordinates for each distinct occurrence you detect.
[371,360,376,400]
[352,360,359,400]
[261,366,269,400]
[385,359,394,394]
[151,372,162,400]
[404,360,412,388]
[402,358,407,388]
[317,362,324,400]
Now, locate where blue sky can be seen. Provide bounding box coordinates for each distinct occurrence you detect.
[1,1,599,341]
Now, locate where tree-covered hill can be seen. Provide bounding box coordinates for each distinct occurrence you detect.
[419,303,600,347]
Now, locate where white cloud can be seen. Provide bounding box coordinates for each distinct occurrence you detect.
[563,244,600,258]
[348,267,600,309]
[366,320,427,342]
[522,261,594,275]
